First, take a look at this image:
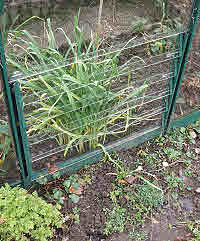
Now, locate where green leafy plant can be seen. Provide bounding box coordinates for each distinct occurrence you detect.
[37,173,82,204]
[1,11,42,49]
[164,147,181,160]
[132,17,148,34]
[152,0,168,26]
[72,207,80,224]
[129,227,148,240]
[0,120,12,174]
[0,120,11,161]
[165,174,184,190]
[103,204,127,235]
[7,13,147,156]
[137,182,164,208]
[151,39,173,54]
[63,175,82,204]
[0,184,63,241]
[187,220,200,241]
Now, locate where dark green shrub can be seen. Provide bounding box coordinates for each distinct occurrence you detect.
[0,184,64,241]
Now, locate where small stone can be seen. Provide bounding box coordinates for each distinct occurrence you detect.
[162,161,169,167]
[152,217,159,224]
[135,166,143,172]
[189,130,197,139]
[195,187,200,193]
[195,148,200,154]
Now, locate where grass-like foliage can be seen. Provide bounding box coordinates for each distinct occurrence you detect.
[0,184,63,241]
[7,11,147,155]
[0,120,12,174]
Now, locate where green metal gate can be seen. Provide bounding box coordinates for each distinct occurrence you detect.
[0,0,200,187]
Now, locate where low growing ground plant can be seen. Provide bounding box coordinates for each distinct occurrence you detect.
[137,182,164,208]
[37,172,84,205]
[0,184,63,241]
[103,204,127,235]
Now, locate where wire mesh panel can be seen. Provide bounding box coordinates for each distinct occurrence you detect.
[2,0,196,181]
[7,29,182,177]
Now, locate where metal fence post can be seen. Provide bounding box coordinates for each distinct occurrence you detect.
[164,0,200,134]
[0,0,32,187]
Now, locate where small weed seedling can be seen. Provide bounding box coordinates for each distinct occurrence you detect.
[132,17,148,34]
[37,173,83,205]
[154,135,166,146]
[164,147,182,161]
[63,175,83,204]
[129,227,148,240]
[72,207,80,224]
[187,220,200,241]
[165,173,184,191]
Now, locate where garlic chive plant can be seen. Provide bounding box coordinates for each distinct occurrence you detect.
[7,12,148,155]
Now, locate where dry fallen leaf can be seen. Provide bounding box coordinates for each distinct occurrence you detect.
[118,179,128,185]
[124,194,129,200]
[51,156,57,161]
[69,184,83,195]
[47,163,59,174]
[195,148,200,154]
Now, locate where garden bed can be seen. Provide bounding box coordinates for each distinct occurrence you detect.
[29,120,200,241]
[0,0,198,184]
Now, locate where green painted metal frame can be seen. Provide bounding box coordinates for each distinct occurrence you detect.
[0,0,32,187]
[162,33,184,131]
[12,82,32,186]
[164,0,200,133]
[28,0,200,185]
[0,0,200,187]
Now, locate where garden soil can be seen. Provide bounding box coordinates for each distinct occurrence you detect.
[30,121,200,241]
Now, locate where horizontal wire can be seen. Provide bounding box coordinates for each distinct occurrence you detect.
[28,99,167,145]
[11,34,178,82]
[22,50,179,104]
[10,31,182,83]
[26,88,170,130]
[23,54,177,109]
[106,107,165,132]
[191,61,200,69]
[28,100,165,145]
[24,74,171,119]
[28,92,169,146]
[28,101,166,148]
[22,63,174,107]
[31,108,165,163]
[31,108,165,164]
